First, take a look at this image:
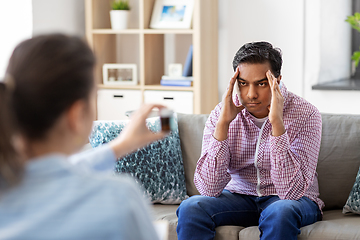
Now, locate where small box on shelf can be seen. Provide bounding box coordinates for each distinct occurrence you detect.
[103,63,138,85]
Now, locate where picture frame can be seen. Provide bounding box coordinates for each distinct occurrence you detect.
[102,63,137,85]
[150,0,194,29]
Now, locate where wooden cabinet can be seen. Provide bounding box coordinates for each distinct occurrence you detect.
[85,0,218,118]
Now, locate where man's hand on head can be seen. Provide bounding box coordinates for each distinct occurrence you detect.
[266,70,285,137]
[214,67,245,141]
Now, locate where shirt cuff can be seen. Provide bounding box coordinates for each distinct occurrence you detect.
[269,130,290,154]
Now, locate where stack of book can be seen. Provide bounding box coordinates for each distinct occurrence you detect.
[160,45,193,87]
[160,76,193,87]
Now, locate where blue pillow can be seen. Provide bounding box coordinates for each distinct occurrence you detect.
[343,166,360,214]
[89,115,188,204]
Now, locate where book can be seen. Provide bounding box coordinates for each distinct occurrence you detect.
[183,45,193,77]
[160,79,192,87]
[161,75,193,81]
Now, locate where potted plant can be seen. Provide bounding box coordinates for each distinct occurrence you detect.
[110,0,130,30]
[346,13,360,70]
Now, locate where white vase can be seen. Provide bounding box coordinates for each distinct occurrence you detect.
[110,10,129,30]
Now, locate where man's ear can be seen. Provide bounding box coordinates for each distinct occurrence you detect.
[66,100,87,134]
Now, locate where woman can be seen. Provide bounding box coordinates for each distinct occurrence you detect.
[0,34,167,239]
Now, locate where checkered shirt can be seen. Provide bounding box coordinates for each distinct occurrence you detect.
[194,83,325,210]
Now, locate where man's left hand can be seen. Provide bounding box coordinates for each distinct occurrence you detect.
[266,70,285,137]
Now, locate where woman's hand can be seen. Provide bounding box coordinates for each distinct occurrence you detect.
[109,104,168,159]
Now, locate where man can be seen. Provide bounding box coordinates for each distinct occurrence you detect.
[176,42,324,240]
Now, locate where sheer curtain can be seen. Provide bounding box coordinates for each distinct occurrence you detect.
[0,0,32,79]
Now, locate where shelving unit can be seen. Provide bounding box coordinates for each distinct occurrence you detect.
[85,0,218,119]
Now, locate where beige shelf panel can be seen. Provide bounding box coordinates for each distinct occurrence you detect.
[92,34,140,85]
[144,34,164,85]
[142,0,156,29]
[92,34,116,84]
[91,0,112,29]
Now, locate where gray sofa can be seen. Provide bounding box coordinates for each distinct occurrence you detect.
[152,113,360,240]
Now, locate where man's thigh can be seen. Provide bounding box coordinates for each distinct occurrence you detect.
[178,190,260,227]
[260,196,321,227]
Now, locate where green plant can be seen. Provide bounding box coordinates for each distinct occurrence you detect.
[346,12,360,67]
[111,0,130,10]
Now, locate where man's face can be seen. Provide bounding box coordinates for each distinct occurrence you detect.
[237,62,280,118]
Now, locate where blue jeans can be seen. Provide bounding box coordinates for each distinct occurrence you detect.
[176,190,322,240]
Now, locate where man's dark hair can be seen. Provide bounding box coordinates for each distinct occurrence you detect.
[232,41,282,78]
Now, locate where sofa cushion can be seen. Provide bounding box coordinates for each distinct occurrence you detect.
[343,165,360,214]
[89,115,188,204]
[152,204,178,240]
[177,113,209,196]
[238,210,360,239]
[316,114,360,210]
[152,204,244,240]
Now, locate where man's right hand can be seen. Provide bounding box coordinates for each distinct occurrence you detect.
[213,67,245,141]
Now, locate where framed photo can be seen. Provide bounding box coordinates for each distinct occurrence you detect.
[150,0,194,29]
[102,64,137,85]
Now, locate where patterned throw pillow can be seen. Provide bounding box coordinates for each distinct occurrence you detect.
[89,115,188,204]
[343,166,360,214]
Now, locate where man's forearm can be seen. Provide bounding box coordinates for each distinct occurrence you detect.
[271,120,286,137]
[213,120,230,141]
[194,136,232,197]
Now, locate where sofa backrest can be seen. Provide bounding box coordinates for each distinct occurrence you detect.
[317,114,360,210]
[177,113,360,211]
[177,113,208,196]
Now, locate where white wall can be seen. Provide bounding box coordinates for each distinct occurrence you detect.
[32,0,85,36]
[317,0,351,84]
[218,0,359,115]
[218,0,305,98]
[0,1,33,78]
[303,0,360,115]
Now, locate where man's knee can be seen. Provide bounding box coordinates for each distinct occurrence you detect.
[260,199,301,224]
[259,200,303,238]
[176,195,210,218]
